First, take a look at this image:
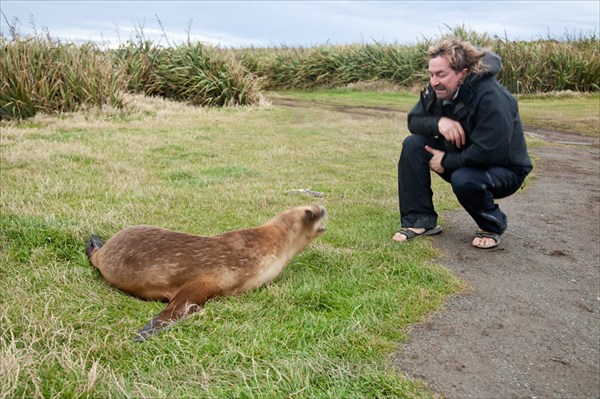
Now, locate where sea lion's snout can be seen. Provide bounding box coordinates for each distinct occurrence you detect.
[311,205,327,234]
[319,208,327,233]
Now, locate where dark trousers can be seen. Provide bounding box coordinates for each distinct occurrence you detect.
[398,134,526,235]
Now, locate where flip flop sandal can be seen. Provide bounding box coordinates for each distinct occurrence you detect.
[394,225,443,242]
[472,231,500,249]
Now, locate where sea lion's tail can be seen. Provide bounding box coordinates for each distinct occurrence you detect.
[85,234,104,265]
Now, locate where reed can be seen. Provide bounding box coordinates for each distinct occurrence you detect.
[111,40,158,94]
[1,25,598,120]
[494,37,600,93]
[112,41,263,107]
[0,37,126,120]
[153,43,262,106]
[236,27,599,94]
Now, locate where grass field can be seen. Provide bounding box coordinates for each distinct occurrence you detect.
[1,89,597,398]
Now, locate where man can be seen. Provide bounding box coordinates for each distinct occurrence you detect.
[393,38,532,249]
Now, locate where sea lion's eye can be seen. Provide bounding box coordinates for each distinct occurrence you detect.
[305,209,315,221]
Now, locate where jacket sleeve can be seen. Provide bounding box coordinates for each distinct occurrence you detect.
[442,83,514,172]
[407,89,442,137]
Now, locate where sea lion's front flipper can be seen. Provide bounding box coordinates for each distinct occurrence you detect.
[133,283,219,342]
[135,314,175,342]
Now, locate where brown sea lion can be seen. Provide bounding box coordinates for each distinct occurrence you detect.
[85,204,326,341]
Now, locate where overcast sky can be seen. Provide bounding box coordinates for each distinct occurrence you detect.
[1,1,598,48]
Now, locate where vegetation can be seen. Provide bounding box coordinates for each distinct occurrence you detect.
[517,91,600,135]
[1,25,598,120]
[237,27,599,92]
[0,20,598,398]
[1,91,463,398]
[113,40,263,107]
[0,38,127,120]
[496,36,600,93]
[235,42,430,90]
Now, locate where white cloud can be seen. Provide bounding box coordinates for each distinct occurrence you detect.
[1,0,598,47]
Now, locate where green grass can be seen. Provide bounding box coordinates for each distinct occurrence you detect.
[1,90,597,398]
[267,86,419,111]
[275,88,600,136]
[0,92,459,398]
[517,91,600,135]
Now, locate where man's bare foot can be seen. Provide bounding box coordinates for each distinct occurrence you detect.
[393,226,442,243]
[472,236,495,247]
[472,231,500,249]
[393,228,426,242]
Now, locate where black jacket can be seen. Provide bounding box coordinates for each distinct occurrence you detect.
[407,51,533,176]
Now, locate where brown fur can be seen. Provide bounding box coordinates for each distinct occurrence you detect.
[86,204,326,341]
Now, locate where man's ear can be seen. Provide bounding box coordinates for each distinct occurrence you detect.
[460,68,469,82]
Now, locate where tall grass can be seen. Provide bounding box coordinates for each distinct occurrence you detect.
[235,43,431,90]
[494,37,600,93]
[0,37,126,120]
[111,40,157,95]
[112,40,263,107]
[1,33,263,119]
[152,43,261,106]
[1,25,598,120]
[237,27,599,93]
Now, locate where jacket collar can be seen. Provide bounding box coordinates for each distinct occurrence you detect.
[423,79,475,118]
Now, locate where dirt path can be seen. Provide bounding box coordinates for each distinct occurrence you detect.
[394,131,600,399]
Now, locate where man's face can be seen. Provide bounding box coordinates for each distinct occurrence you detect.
[428,56,468,100]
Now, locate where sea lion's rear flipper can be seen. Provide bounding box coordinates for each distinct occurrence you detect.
[85,234,105,263]
[134,283,219,342]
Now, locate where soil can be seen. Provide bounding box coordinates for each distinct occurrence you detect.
[394,130,600,399]
[270,95,599,398]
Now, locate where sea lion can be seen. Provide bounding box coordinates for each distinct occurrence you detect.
[85,204,326,341]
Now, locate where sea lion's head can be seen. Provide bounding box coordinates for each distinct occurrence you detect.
[303,204,327,236]
[269,204,327,243]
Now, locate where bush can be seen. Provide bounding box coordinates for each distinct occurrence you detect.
[1,25,597,120]
[236,28,599,94]
[1,37,127,120]
[112,41,263,107]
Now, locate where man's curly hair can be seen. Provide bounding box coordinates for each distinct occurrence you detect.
[427,38,487,75]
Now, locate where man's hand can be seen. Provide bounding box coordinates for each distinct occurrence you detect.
[425,145,445,174]
[438,117,466,149]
